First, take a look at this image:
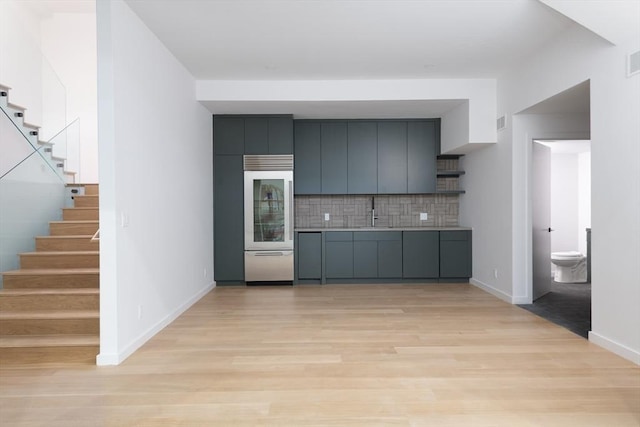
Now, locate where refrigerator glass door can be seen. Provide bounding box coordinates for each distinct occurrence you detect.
[244,170,293,250]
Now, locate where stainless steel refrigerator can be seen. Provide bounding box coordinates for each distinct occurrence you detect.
[243,155,294,282]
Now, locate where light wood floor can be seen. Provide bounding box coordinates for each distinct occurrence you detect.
[1,284,639,426]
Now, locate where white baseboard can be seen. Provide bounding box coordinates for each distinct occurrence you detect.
[589,331,640,365]
[469,278,512,303]
[97,282,215,366]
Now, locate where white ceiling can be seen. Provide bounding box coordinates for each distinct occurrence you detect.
[125,0,578,81]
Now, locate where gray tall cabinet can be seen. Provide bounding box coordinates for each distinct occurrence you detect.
[213,115,293,284]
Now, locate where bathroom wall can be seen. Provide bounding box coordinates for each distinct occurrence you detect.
[577,152,591,255]
[550,145,591,256]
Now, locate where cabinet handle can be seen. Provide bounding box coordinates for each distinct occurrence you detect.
[289,181,294,238]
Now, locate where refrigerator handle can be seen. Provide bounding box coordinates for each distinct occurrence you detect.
[289,180,294,240]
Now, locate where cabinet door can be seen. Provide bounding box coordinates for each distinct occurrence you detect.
[402,231,439,278]
[378,240,403,278]
[244,117,268,154]
[214,155,244,281]
[407,121,437,193]
[214,116,244,155]
[294,122,321,194]
[268,117,293,154]
[297,232,322,279]
[377,121,408,194]
[353,241,378,278]
[440,231,472,278]
[347,122,378,194]
[321,122,348,194]
[325,242,354,278]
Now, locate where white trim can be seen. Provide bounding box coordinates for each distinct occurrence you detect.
[589,331,640,365]
[96,283,215,366]
[470,278,512,304]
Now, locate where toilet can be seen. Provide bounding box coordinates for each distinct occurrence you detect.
[551,251,587,283]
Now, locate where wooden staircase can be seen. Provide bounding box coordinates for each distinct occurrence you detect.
[0,184,99,365]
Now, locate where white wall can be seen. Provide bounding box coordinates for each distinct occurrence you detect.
[197,78,497,152]
[96,0,214,365]
[551,153,579,254]
[0,1,44,127]
[41,12,99,183]
[463,23,640,363]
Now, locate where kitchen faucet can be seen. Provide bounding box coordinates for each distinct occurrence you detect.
[371,196,378,227]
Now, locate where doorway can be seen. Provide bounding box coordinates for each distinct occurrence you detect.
[520,139,591,337]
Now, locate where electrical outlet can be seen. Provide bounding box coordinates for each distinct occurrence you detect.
[493,268,498,279]
[137,305,142,319]
[121,212,129,228]
[324,213,330,221]
[420,212,428,221]
[203,268,207,278]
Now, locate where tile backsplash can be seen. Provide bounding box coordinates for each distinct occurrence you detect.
[295,193,459,228]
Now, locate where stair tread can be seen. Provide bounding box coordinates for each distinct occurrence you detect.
[20,251,99,256]
[0,335,99,348]
[7,101,26,111]
[74,195,99,198]
[50,220,98,224]
[62,208,98,211]
[23,121,40,129]
[2,268,99,276]
[1,288,98,296]
[37,235,95,239]
[0,310,99,320]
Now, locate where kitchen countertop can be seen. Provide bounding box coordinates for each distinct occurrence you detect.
[295,226,471,232]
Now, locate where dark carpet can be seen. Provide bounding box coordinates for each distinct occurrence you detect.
[518,281,591,338]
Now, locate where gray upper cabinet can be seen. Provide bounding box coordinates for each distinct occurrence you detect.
[321,122,349,194]
[214,116,244,155]
[377,121,408,194]
[268,116,294,154]
[408,121,437,193]
[215,115,293,156]
[244,117,268,154]
[294,122,321,194]
[347,121,378,194]
[293,119,439,195]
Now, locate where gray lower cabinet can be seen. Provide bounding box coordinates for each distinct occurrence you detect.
[297,230,470,283]
[353,231,402,278]
[439,230,472,278]
[402,231,439,278]
[297,232,322,279]
[214,155,244,282]
[325,232,354,278]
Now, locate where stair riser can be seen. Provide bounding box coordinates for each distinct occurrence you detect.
[36,237,99,252]
[62,209,99,221]
[2,274,99,289]
[0,318,99,335]
[50,222,99,236]
[73,196,99,208]
[20,254,99,269]
[83,185,99,196]
[0,294,99,311]
[0,346,98,365]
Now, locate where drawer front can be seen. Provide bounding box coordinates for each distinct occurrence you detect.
[354,231,402,241]
[325,231,353,242]
[440,230,470,241]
